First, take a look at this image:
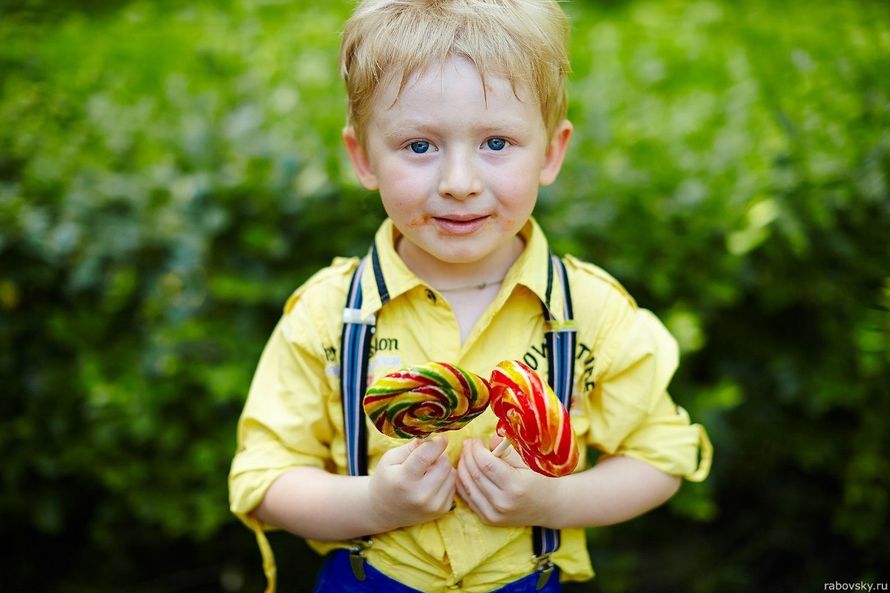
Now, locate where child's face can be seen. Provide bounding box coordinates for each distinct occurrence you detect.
[344,55,571,273]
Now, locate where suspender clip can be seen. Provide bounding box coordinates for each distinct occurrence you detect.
[348,537,372,581]
[533,553,555,591]
[545,319,577,333]
[343,308,376,326]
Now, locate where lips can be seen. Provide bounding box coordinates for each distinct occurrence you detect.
[432,214,489,235]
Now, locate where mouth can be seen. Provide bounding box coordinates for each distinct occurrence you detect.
[432,214,489,235]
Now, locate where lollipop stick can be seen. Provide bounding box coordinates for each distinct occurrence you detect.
[491,438,512,458]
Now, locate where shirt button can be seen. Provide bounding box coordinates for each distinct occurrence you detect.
[425,288,437,303]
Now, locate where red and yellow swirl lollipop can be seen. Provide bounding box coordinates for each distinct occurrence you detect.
[489,360,579,477]
[364,362,490,439]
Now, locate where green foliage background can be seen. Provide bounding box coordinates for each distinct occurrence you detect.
[1,0,888,591]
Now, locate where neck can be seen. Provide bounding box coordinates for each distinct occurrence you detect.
[396,235,525,291]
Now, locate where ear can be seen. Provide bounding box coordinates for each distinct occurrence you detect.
[539,119,573,186]
[342,126,379,190]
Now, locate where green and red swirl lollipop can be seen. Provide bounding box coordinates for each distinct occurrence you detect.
[364,362,490,439]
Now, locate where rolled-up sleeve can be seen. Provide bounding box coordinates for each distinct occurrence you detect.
[587,302,712,482]
[228,293,335,523]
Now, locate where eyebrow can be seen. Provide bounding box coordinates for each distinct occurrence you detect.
[383,118,532,139]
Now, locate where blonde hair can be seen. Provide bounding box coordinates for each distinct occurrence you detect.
[340,0,570,142]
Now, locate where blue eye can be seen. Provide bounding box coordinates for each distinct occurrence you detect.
[486,138,507,151]
[409,141,430,154]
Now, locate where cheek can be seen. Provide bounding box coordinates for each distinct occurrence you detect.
[377,161,429,206]
[377,162,431,229]
[491,163,541,206]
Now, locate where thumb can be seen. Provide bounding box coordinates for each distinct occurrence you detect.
[403,436,448,477]
[489,435,527,469]
[378,438,423,467]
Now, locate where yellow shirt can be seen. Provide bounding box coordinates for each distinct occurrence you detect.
[229,218,712,593]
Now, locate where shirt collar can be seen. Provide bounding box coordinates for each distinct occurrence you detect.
[358,219,423,317]
[359,217,566,321]
[503,217,567,322]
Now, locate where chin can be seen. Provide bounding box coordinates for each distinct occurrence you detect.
[439,249,501,266]
[423,238,489,261]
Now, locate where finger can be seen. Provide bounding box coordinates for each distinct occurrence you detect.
[499,444,528,470]
[457,442,501,508]
[431,468,457,512]
[458,439,490,486]
[456,467,474,503]
[487,435,527,469]
[456,477,477,513]
[456,439,476,488]
[465,438,511,488]
[379,437,423,466]
[489,435,511,458]
[456,447,476,497]
[403,436,448,477]
[457,459,497,520]
[422,451,456,486]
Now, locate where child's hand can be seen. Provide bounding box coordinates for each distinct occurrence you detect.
[368,436,456,531]
[456,437,561,527]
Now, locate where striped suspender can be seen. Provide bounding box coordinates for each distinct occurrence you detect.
[533,253,576,584]
[341,242,390,477]
[340,245,389,580]
[339,247,574,585]
[340,257,372,477]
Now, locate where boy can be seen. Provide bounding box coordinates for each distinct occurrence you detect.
[229,1,712,592]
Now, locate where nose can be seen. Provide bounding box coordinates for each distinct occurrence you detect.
[438,148,482,200]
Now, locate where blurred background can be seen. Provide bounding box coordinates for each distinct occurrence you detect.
[1,0,888,591]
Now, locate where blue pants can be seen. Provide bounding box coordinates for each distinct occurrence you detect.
[312,549,562,593]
